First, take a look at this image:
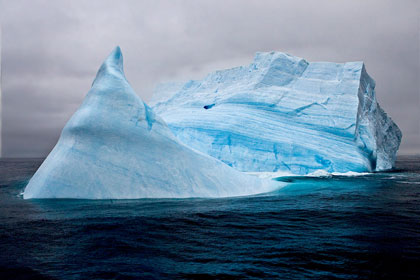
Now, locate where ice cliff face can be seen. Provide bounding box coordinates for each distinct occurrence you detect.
[152,52,402,175]
[23,47,278,199]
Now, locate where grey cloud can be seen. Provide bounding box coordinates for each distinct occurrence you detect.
[0,0,419,157]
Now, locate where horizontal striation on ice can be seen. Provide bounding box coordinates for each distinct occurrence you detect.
[23,47,280,199]
[152,52,402,175]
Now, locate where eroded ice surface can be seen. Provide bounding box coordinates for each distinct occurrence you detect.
[23,47,279,199]
[152,52,402,175]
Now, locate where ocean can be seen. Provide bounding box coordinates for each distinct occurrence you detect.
[0,156,419,279]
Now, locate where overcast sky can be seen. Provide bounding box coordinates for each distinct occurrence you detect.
[0,0,419,157]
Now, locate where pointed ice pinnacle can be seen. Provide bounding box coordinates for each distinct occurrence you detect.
[92,46,124,86]
[23,47,279,199]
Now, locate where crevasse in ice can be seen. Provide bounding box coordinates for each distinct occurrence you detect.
[151,52,402,175]
[23,47,279,199]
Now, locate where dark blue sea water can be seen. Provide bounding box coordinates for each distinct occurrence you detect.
[0,156,419,279]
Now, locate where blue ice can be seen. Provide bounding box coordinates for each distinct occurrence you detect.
[23,47,280,199]
[151,52,402,175]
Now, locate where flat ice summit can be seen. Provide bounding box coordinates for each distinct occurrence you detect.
[152,52,402,175]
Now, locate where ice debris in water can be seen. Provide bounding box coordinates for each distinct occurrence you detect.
[23,47,280,199]
[151,51,402,175]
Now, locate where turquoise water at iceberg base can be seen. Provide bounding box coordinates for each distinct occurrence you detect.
[0,156,419,279]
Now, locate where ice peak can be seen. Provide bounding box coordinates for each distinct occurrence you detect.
[92,46,125,86]
[252,52,309,88]
[253,51,307,67]
[105,46,123,71]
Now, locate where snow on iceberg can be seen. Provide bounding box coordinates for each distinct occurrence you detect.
[151,51,402,175]
[23,47,280,199]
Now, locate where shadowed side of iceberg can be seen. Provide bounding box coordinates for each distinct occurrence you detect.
[355,65,402,171]
[23,47,280,199]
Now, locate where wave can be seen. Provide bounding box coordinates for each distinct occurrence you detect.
[246,170,372,180]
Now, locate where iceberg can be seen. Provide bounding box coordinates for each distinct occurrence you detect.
[23,47,279,199]
[152,52,402,175]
